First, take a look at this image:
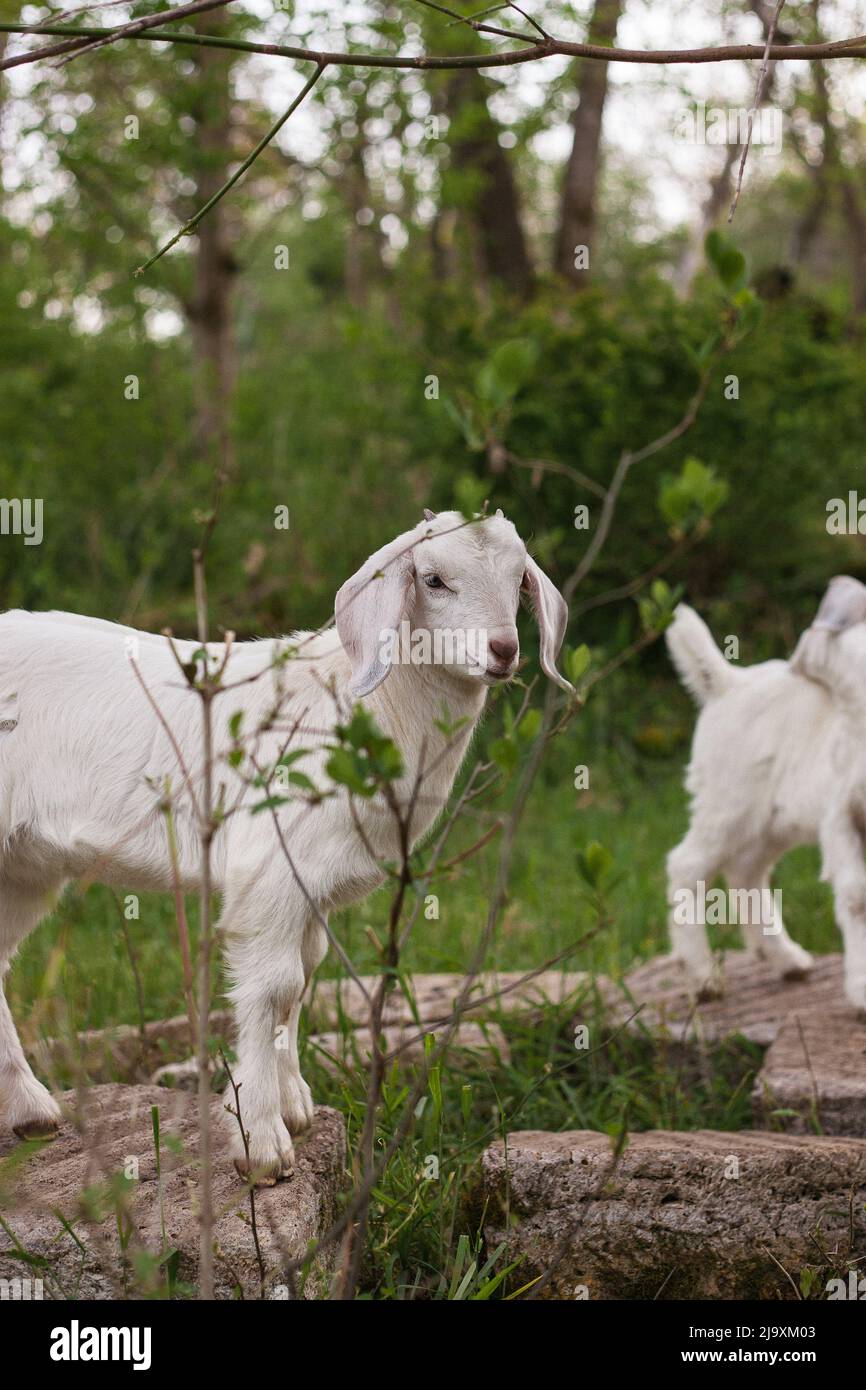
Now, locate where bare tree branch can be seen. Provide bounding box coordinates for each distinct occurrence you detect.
[3,0,233,71]
[2,19,865,74]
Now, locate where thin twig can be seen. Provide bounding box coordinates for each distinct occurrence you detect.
[508,3,550,42]
[221,1050,268,1298]
[563,366,714,605]
[571,530,700,618]
[193,547,216,1302]
[162,787,199,1049]
[762,1244,803,1299]
[502,446,607,499]
[728,1,786,221]
[135,63,325,275]
[412,0,542,45]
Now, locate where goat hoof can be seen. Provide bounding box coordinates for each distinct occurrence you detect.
[233,1155,293,1187]
[232,1117,296,1186]
[13,1118,60,1141]
[281,1076,314,1136]
[761,943,813,982]
[234,1161,277,1188]
[681,967,725,1002]
[843,978,866,1014]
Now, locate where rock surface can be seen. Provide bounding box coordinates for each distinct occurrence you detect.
[0,1083,345,1299]
[29,1011,234,1087]
[596,951,845,1047]
[480,1127,866,1300]
[753,1008,866,1136]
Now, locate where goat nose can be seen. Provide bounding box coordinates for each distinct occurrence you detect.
[489,636,518,664]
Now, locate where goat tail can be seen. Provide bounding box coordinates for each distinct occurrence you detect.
[665,604,741,706]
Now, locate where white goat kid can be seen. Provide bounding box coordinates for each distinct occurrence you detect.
[665,576,866,1007]
[0,510,570,1182]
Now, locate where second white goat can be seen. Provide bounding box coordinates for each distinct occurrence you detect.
[665,575,866,1009]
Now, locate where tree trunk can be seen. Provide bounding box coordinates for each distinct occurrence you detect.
[444,69,533,298]
[794,2,866,319]
[185,18,237,478]
[790,177,828,266]
[554,0,624,286]
[841,181,866,317]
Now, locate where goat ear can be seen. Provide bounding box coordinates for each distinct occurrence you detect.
[812,575,866,632]
[790,575,866,682]
[335,535,416,698]
[422,508,437,522]
[522,555,573,693]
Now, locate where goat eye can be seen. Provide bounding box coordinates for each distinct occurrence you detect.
[424,575,446,590]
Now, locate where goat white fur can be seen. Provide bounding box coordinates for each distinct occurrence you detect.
[665,576,866,1009]
[0,511,570,1182]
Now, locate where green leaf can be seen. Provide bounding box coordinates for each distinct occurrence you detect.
[635,577,683,635]
[475,338,539,409]
[732,286,763,334]
[276,749,310,769]
[799,1267,817,1298]
[517,708,541,741]
[442,395,485,452]
[228,710,244,739]
[577,840,614,890]
[695,329,723,364]
[454,474,488,520]
[375,742,404,780]
[250,794,290,815]
[658,457,729,534]
[705,229,746,291]
[329,707,403,791]
[287,771,316,792]
[434,708,471,738]
[490,736,518,775]
[565,643,591,685]
[326,748,374,797]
